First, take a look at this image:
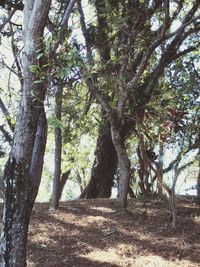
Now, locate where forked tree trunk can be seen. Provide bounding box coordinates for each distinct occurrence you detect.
[0,1,51,265]
[1,112,47,266]
[80,120,117,199]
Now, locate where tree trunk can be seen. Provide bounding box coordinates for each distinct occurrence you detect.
[197,171,200,201]
[152,164,177,227]
[137,134,152,196]
[81,120,117,199]
[197,156,200,202]
[0,1,51,265]
[0,107,48,267]
[111,122,131,209]
[157,142,164,195]
[50,86,63,210]
[57,170,71,201]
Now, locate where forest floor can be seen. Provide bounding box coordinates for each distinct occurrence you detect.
[1,197,200,267]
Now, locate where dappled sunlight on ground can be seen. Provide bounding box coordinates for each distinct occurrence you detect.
[1,197,199,266]
[89,206,116,213]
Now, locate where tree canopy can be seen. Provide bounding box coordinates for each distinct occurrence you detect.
[0,0,199,265]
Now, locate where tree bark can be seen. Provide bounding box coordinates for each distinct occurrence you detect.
[0,1,51,265]
[50,86,63,210]
[110,121,131,209]
[157,142,164,195]
[81,120,117,199]
[57,170,71,201]
[196,149,200,202]
[197,171,200,201]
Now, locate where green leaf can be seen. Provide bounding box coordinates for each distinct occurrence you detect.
[48,114,64,129]
[58,67,70,79]
[45,36,52,52]
[37,53,44,60]
[29,65,41,74]
[33,80,43,84]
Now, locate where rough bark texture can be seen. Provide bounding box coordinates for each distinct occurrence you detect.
[0,1,51,266]
[81,121,117,199]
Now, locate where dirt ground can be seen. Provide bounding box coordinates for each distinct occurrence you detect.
[1,197,200,266]
[27,197,200,267]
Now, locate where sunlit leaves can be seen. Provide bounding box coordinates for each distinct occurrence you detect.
[48,114,64,129]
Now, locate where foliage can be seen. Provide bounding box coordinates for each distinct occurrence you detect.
[0,0,199,203]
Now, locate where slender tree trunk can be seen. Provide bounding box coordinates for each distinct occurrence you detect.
[152,164,177,227]
[50,86,63,210]
[137,133,152,196]
[81,120,117,199]
[57,170,71,201]
[111,122,131,209]
[197,170,200,201]
[197,147,200,201]
[0,1,51,265]
[157,142,164,195]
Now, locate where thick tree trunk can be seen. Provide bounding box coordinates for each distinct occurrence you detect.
[0,112,48,267]
[0,1,51,266]
[50,86,63,210]
[81,121,117,199]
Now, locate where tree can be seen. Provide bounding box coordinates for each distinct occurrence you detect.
[0,1,51,265]
[50,85,65,210]
[0,0,79,263]
[78,0,200,208]
[80,117,118,198]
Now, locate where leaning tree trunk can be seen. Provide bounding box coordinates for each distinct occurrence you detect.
[0,1,51,266]
[81,120,117,199]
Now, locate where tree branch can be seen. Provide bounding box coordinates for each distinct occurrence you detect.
[0,8,16,32]
[77,0,93,65]
[0,96,15,132]
[0,0,23,10]
[50,0,76,57]
[0,125,12,144]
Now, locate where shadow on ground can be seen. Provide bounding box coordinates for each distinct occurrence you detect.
[25,198,200,267]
